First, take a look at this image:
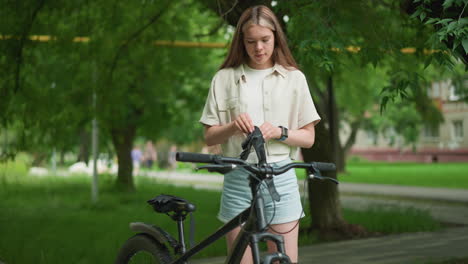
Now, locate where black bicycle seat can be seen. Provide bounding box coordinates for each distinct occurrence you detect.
[147,194,196,214]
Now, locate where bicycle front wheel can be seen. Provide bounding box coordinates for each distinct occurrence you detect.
[115,233,172,264]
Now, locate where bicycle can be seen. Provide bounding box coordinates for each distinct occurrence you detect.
[115,128,338,264]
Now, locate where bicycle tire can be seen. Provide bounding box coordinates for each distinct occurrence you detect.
[115,233,172,264]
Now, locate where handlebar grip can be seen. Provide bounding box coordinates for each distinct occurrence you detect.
[176,152,217,163]
[312,162,336,172]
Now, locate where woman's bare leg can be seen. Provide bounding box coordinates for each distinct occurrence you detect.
[226,226,253,264]
[266,220,299,263]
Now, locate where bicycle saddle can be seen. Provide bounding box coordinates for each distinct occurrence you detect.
[147,194,196,214]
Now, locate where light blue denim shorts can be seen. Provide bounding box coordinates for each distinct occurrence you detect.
[218,158,305,225]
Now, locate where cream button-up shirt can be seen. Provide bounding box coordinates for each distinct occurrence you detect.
[200,64,320,161]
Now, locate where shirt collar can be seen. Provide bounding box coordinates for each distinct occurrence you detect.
[235,63,288,84]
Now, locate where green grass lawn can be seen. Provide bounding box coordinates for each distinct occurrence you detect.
[296,162,468,189]
[0,159,444,263]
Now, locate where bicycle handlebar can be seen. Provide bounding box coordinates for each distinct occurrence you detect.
[176,151,337,177]
[176,152,218,164]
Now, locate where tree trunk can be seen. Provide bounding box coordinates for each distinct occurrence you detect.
[302,120,346,238]
[77,129,90,164]
[336,145,346,173]
[111,125,136,192]
[303,75,368,239]
[341,118,364,172]
[59,149,65,166]
[327,75,343,172]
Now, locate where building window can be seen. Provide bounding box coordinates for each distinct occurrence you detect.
[366,130,378,145]
[449,84,460,101]
[429,82,440,98]
[453,120,463,139]
[424,124,439,138]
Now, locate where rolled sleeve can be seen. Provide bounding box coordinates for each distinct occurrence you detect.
[298,74,321,128]
[199,75,220,126]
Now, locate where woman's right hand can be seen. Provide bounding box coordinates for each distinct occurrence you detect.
[233,113,255,134]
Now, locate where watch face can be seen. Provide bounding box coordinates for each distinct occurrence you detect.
[279,126,288,141]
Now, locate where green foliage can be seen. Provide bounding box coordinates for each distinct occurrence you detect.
[379,68,443,127]
[339,162,468,189]
[344,205,441,233]
[363,99,424,149]
[0,172,444,263]
[449,62,468,102]
[0,153,29,178]
[279,0,447,154]
[410,0,468,65]
[0,175,226,263]
[295,161,468,189]
[0,0,226,174]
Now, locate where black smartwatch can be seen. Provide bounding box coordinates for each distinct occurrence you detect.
[278,126,288,141]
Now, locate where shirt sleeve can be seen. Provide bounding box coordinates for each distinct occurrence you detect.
[298,73,321,128]
[199,73,220,126]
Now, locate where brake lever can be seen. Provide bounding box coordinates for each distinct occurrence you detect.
[309,174,339,185]
[308,166,339,185]
[196,164,236,174]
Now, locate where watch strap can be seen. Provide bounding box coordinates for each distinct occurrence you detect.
[278,126,288,141]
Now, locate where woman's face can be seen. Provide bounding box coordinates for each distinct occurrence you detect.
[243,24,275,69]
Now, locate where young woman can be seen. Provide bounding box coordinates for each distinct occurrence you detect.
[199,5,320,263]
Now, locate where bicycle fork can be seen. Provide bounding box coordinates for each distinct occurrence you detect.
[250,231,291,263]
[249,180,292,264]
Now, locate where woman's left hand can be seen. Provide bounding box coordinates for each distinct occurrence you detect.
[259,122,281,141]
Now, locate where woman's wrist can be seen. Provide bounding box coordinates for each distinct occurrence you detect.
[276,126,282,140]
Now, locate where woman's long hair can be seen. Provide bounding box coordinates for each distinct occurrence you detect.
[219,5,298,70]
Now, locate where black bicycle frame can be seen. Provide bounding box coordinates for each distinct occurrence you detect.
[169,173,287,264]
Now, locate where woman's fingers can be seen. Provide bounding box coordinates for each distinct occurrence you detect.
[259,122,280,140]
[241,114,254,133]
[234,119,248,134]
[235,113,254,134]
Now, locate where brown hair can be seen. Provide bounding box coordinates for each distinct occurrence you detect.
[219,5,298,70]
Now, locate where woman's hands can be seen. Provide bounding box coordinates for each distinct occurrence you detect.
[206,113,315,148]
[232,113,280,141]
[259,122,281,141]
[233,113,254,134]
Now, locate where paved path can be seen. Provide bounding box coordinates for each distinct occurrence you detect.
[340,182,468,203]
[145,171,468,203]
[191,227,468,264]
[144,171,468,264]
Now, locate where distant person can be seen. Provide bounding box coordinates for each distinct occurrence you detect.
[131,145,143,175]
[143,140,158,169]
[168,145,178,170]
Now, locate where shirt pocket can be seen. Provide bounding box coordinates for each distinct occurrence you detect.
[217,97,239,124]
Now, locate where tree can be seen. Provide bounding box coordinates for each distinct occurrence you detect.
[278,0,448,237]
[405,0,468,66]
[193,0,454,237]
[0,0,224,191]
[406,0,468,102]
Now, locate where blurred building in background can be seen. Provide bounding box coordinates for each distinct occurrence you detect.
[350,79,468,163]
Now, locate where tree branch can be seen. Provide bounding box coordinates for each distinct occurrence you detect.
[217,0,239,21]
[107,0,172,82]
[197,0,271,27]
[14,0,46,93]
[343,117,364,153]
